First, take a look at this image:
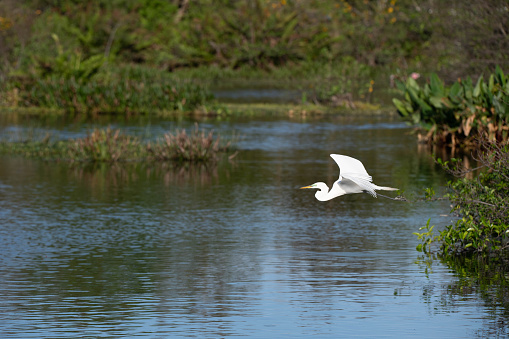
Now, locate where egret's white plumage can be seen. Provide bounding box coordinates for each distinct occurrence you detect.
[300,154,398,201]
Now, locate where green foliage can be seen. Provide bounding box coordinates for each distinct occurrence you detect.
[393,67,509,145]
[416,136,509,255]
[2,0,509,111]
[413,218,441,253]
[306,57,373,104]
[138,0,178,30]
[36,34,105,80]
[423,187,436,201]
[1,0,438,76]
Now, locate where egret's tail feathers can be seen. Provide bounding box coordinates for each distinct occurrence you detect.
[376,186,399,191]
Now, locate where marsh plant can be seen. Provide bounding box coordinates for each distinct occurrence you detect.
[0,125,233,163]
[67,127,143,162]
[148,124,231,162]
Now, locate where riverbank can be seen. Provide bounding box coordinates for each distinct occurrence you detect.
[0,99,397,119]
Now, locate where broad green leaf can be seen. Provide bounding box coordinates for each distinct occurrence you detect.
[429,73,444,95]
[393,98,409,116]
[406,77,420,91]
[407,87,432,112]
[473,76,483,98]
[495,65,506,86]
[429,96,444,108]
[449,81,462,99]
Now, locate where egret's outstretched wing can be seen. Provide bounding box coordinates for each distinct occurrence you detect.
[330,154,377,197]
[330,154,370,178]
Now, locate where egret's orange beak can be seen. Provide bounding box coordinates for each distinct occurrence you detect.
[300,185,312,189]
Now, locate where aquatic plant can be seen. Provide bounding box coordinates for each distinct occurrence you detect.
[67,127,143,162]
[0,125,233,163]
[0,136,67,159]
[148,124,230,162]
[415,135,509,255]
[393,67,509,146]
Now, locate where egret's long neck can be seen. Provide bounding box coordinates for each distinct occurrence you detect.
[315,183,345,201]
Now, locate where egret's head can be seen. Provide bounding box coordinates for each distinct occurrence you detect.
[300,182,328,191]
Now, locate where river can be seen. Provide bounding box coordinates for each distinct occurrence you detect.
[0,112,507,337]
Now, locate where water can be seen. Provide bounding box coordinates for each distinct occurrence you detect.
[0,113,507,337]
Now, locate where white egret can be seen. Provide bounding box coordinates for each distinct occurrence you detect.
[300,154,399,201]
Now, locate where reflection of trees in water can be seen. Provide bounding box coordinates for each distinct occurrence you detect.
[417,142,480,180]
[417,254,509,337]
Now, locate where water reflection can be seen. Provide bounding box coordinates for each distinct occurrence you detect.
[69,161,230,189]
[416,254,509,337]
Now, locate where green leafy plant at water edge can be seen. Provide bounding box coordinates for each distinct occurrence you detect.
[393,67,509,146]
[414,218,442,253]
[415,135,509,255]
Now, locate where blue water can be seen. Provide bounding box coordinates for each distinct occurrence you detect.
[0,114,506,337]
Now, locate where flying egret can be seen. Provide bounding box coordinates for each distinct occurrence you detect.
[300,154,399,201]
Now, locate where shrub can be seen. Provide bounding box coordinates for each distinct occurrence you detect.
[415,135,509,255]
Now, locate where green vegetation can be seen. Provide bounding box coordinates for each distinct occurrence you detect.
[415,135,509,255]
[394,67,509,146]
[3,74,213,114]
[0,125,233,163]
[1,1,508,113]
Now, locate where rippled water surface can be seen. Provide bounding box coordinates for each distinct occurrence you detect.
[0,114,506,337]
